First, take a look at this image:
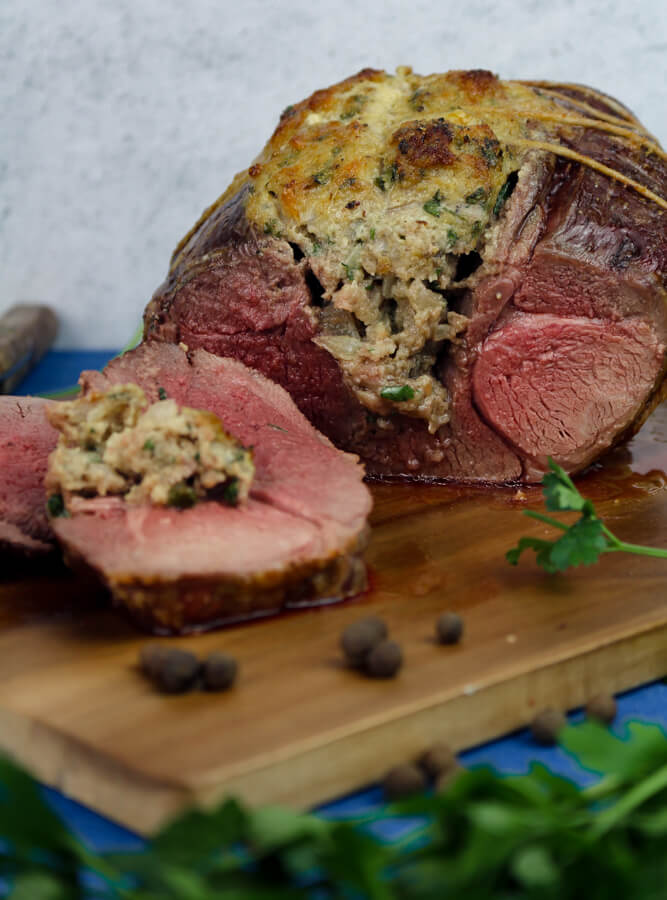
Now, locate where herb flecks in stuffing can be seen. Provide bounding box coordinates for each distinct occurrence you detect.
[45,384,254,512]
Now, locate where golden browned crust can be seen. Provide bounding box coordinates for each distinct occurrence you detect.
[61,526,370,634]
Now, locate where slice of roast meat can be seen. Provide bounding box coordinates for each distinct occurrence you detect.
[0,396,58,557]
[47,343,371,633]
[144,70,666,483]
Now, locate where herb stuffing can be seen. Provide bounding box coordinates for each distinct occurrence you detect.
[507,459,667,572]
[45,384,255,511]
[2,721,666,897]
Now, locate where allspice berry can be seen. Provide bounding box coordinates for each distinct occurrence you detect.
[142,647,201,694]
[530,708,567,745]
[418,741,457,779]
[365,639,403,678]
[436,612,464,645]
[139,643,171,679]
[341,616,388,666]
[203,652,238,691]
[585,692,617,725]
[383,763,426,800]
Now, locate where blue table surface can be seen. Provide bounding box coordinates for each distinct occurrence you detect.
[12,349,667,853]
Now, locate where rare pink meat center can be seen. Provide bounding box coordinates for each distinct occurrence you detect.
[472,313,663,474]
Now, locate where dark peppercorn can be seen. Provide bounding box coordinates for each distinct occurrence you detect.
[139,643,171,680]
[436,612,464,645]
[418,741,457,779]
[530,708,567,745]
[140,646,200,694]
[340,616,388,666]
[585,692,617,724]
[365,639,403,678]
[203,652,238,691]
[383,763,426,799]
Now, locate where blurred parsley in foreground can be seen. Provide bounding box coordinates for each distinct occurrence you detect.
[1,720,667,897]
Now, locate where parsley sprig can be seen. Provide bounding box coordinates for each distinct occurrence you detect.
[507,459,667,572]
[1,721,667,897]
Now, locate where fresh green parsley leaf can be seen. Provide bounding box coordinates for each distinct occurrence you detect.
[143,438,155,452]
[507,459,667,572]
[157,386,167,401]
[380,384,415,402]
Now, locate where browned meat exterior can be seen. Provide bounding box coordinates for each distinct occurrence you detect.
[0,396,58,557]
[48,343,371,632]
[144,69,667,483]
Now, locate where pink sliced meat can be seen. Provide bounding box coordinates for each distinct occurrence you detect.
[51,344,372,632]
[0,396,58,557]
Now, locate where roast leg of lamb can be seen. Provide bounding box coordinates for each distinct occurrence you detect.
[45,343,372,632]
[0,396,57,556]
[144,69,666,483]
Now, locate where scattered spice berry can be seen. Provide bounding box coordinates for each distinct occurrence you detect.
[203,652,238,691]
[530,708,567,745]
[141,647,201,694]
[418,741,457,778]
[139,643,171,680]
[365,639,403,678]
[436,612,464,645]
[340,616,388,666]
[585,692,617,725]
[383,763,426,799]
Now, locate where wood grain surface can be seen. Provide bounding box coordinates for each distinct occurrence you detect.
[0,404,665,834]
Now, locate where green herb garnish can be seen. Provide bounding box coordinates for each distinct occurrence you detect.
[312,168,331,186]
[143,439,155,452]
[374,162,398,192]
[493,176,515,216]
[166,482,198,509]
[263,218,283,237]
[507,459,667,572]
[267,423,288,433]
[341,261,356,281]
[423,190,443,217]
[446,228,458,248]
[380,384,415,402]
[2,721,667,897]
[465,187,486,204]
[46,494,68,518]
[369,227,376,240]
[157,387,167,401]
[222,477,240,506]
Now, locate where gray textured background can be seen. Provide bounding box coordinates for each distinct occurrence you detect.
[2,0,665,347]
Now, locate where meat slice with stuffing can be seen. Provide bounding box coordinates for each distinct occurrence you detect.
[46,343,371,632]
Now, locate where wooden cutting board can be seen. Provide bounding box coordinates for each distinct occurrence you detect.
[0,404,665,834]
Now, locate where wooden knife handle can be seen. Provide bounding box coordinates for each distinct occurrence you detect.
[0,304,59,394]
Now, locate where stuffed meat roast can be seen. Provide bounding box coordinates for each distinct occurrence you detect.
[145,68,667,482]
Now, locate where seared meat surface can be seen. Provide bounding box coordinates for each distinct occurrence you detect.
[145,68,666,482]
